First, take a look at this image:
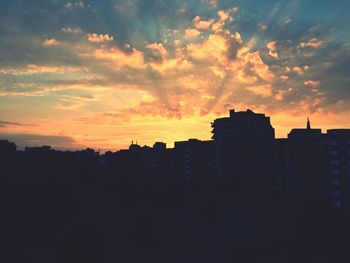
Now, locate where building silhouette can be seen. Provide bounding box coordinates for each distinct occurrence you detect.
[2,109,350,209]
[325,129,350,208]
[286,118,327,199]
[274,119,350,208]
[174,139,213,182]
[273,138,289,194]
[211,109,275,193]
[3,110,350,263]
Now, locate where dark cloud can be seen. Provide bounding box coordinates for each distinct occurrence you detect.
[0,121,24,127]
[226,36,242,61]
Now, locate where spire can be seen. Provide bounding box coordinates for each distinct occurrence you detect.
[307,117,311,129]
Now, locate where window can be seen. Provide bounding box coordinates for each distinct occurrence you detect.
[332,201,342,208]
[331,160,339,166]
[331,190,341,196]
[330,150,338,156]
[331,170,340,176]
[329,140,337,146]
[331,180,340,186]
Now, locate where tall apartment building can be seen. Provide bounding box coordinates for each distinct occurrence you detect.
[273,138,289,194]
[211,109,275,192]
[326,130,350,208]
[105,110,350,209]
[275,121,350,208]
[286,119,329,201]
[174,139,213,182]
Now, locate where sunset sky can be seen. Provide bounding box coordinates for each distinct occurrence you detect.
[1,0,350,150]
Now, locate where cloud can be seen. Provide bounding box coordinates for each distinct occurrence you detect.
[246,85,273,97]
[1,0,350,147]
[61,27,82,34]
[258,23,268,31]
[210,0,218,7]
[274,89,291,101]
[144,42,167,63]
[280,75,289,82]
[184,28,201,39]
[299,38,323,49]
[193,16,215,30]
[54,93,96,110]
[291,66,308,76]
[0,121,24,128]
[92,47,145,69]
[240,51,275,82]
[266,41,279,59]
[146,43,167,56]
[86,33,114,43]
[284,18,292,24]
[0,64,80,75]
[54,8,278,117]
[304,80,320,87]
[217,10,230,22]
[65,1,84,9]
[42,38,60,47]
[201,0,218,7]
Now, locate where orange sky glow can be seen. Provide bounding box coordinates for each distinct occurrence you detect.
[1,1,350,150]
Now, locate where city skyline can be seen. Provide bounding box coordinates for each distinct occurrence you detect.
[1,0,350,150]
[3,107,350,262]
[5,107,349,210]
[2,108,345,152]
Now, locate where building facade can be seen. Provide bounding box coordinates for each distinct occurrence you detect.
[105,109,350,209]
[211,109,275,193]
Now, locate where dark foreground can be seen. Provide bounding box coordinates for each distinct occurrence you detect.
[2,150,350,263]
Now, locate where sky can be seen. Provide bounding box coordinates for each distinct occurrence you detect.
[0,0,350,150]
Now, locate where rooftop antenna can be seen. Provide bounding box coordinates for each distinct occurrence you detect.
[307,117,311,129]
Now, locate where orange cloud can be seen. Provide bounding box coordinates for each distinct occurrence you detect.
[0,64,79,75]
[184,28,201,39]
[193,16,215,30]
[266,41,279,59]
[240,51,275,82]
[304,80,320,87]
[92,48,144,69]
[280,75,289,82]
[42,38,60,46]
[292,66,305,75]
[146,42,168,58]
[87,33,114,43]
[8,7,278,124]
[217,10,230,22]
[299,38,323,49]
[3,4,350,151]
[246,84,273,97]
